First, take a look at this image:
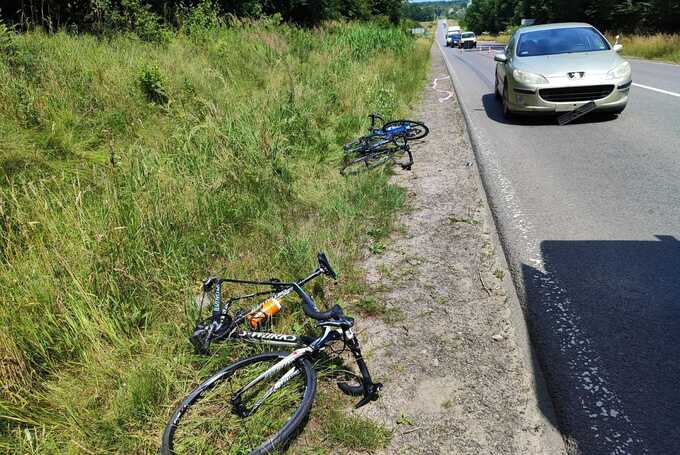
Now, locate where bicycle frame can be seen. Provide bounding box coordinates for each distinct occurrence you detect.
[230,321,379,416]
[192,253,336,354]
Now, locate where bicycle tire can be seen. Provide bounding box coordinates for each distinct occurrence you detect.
[340,144,407,176]
[383,120,429,141]
[161,352,316,455]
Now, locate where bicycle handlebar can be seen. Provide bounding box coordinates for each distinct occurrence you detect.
[291,283,343,321]
[201,252,341,322]
[369,113,384,129]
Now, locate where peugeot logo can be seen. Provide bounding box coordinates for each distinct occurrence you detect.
[568,72,585,79]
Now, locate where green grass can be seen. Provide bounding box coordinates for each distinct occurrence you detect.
[478,32,511,44]
[607,33,680,64]
[321,408,391,450]
[0,19,430,453]
[353,297,405,324]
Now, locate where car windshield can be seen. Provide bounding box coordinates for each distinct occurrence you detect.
[516,27,610,57]
[447,32,460,38]
[462,32,474,38]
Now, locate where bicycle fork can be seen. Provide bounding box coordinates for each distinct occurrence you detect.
[345,330,382,408]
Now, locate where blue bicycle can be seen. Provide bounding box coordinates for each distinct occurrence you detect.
[341,113,429,175]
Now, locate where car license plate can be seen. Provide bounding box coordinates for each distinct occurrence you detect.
[558,101,598,125]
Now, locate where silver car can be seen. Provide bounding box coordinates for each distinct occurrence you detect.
[494,23,632,118]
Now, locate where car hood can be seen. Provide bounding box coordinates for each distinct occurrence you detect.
[515,51,623,78]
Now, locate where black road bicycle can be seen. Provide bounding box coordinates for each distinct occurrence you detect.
[161,253,382,454]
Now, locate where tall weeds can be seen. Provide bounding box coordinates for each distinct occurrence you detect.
[611,33,680,63]
[0,20,430,452]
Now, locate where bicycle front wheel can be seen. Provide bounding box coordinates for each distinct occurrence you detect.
[383,120,429,141]
[161,352,316,455]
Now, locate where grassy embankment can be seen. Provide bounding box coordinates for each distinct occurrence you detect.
[608,33,680,63]
[0,18,429,453]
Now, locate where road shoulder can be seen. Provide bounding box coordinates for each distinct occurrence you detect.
[352,43,565,454]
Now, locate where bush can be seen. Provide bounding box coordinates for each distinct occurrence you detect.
[98,0,170,43]
[138,64,169,104]
[0,19,16,55]
[179,0,221,39]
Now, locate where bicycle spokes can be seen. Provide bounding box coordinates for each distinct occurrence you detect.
[170,357,309,454]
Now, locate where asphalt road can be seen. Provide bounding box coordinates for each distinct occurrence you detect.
[436,23,680,454]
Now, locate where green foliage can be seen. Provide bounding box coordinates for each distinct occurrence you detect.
[179,0,221,39]
[1,0,406,31]
[108,0,170,42]
[463,0,680,34]
[402,0,467,22]
[138,64,169,104]
[0,20,429,452]
[0,19,16,55]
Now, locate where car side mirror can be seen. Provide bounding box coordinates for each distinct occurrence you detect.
[613,43,623,52]
[494,53,508,63]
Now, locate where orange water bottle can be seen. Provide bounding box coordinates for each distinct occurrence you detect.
[247,298,282,329]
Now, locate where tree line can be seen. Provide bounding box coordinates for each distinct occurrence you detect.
[401,0,466,22]
[0,0,405,31]
[464,0,680,34]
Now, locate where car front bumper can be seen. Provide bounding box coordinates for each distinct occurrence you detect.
[506,78,631,114]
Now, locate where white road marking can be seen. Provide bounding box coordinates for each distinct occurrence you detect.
[431,75,450,89]
[432,75,453,103]
[438,92,453,103]
[632,83,680,98]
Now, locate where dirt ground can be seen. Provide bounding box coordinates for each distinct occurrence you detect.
[349,45,565,455]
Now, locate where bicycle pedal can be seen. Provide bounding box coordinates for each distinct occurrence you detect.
[354,382,382,408]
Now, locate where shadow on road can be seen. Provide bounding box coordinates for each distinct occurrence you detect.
[522,235,680,454]
[480,93,620,126]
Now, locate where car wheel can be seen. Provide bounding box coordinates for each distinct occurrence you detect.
[494,74,501,100]
[502,81,514,119]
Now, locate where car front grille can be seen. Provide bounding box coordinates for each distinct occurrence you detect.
[539,85,615,102]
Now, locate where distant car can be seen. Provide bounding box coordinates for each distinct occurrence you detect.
[460,32,477,49]
[446,32,462,47]
[493,22,631,118]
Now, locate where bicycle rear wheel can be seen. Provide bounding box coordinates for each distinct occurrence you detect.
[340,145,403,176]
[383,120,429,141]
[161,352,316,455]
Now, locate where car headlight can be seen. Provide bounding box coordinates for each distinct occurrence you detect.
[512,69,548,85]
[606,61,631,80]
